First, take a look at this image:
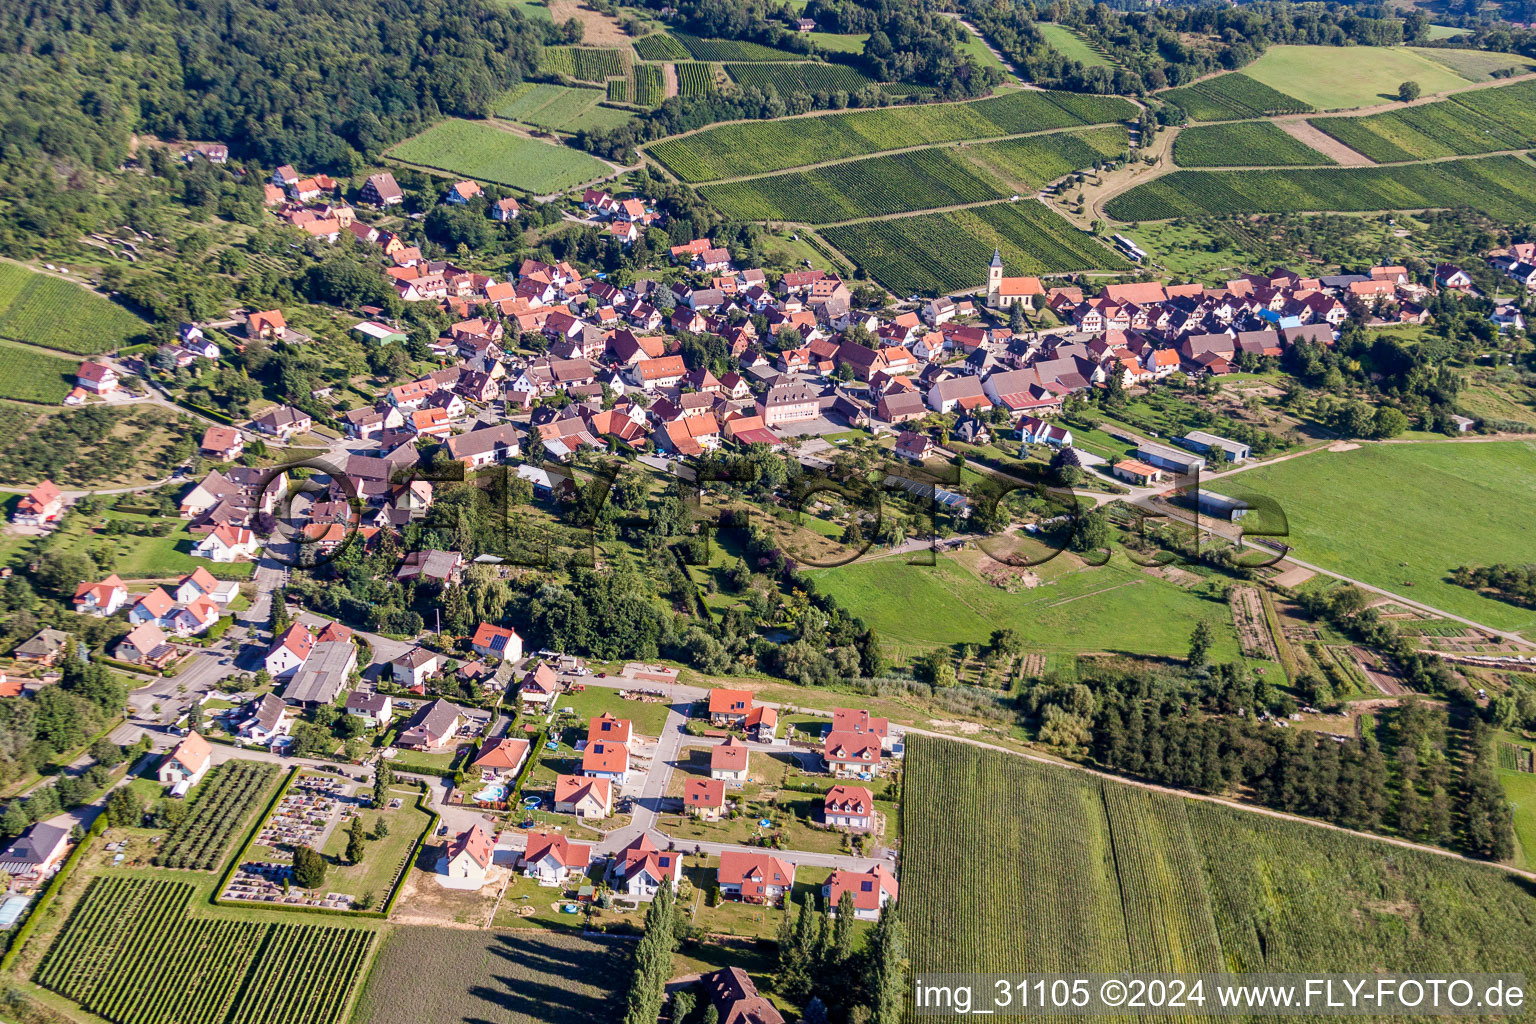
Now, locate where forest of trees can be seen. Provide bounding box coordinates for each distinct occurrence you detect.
[964,0,1419,94]
[0,0,545,251]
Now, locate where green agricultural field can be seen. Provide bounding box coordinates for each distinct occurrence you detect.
[539,46,627,82]
[1409,45,1536,81]
[1209,440,1536,634]
[386,119,609,194]
[1035,22,1113,68]
[700,148,1007,223]
[809,30,870,55]
[1104,154,1536,222]
[724,61,874,95]
[1240,44,1471,110]
[632,33,689,60]
[0,263,148,354]
[1499,765,1536,870]
[1158,72,1313,121]
[645,90,1135,182]
[35,877,376,1024]
[824,200,1129,296]
[810,547,1239,663]
[902,735,1536,1001]
[1172,121,1334,167]
[1311,78,1536,162]
[494,83,630,133]
[673,31,811,61]
[0,338,78,404]
[353,928,630,1024]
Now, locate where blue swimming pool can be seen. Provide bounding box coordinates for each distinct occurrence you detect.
[474,783,507,803]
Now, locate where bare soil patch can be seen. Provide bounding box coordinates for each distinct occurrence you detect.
[390,842,504,927]
[929,718,985,735]
[1352,646,1409,696]
[977,552,1041,591]
[1275,118,1376,166]
[1144,564,1201,587]
[549,0,632,46]
[1271,564,1316,588]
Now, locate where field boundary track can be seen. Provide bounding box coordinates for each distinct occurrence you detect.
[1275,119,1375,165]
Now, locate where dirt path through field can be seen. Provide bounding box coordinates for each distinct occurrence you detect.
[1276,119,1375,165]
[662,62,679,99]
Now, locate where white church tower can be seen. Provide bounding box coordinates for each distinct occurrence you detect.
[986,248,1003,307]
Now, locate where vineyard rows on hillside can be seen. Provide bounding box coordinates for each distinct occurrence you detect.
[723,61,874,95]
[1159,72,1314,121]
[1310,78,1536,162]
[1104,154,1536,222]
[0,263,148,355]
[824,200,1127,296]
[646,90,1136,182]
[1172,121,1335,168]
[540,46,627,82]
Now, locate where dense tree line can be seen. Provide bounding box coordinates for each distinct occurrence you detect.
[0,648,127,814]
[964,0,1410,94]
[1450,563,1536,609]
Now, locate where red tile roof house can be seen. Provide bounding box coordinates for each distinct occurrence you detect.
[14,480,64,525]
[609,833,683,900]
[441,823,494,889]
[685,777,728,820]
[708,688,754,726]
[823,784,876,830]
[158,731,213,787]
[717,850,795,905]
[199,425,245,461]
[73,574,127,617]
[822,864,899,920]
[588,712,633,749]
[472,737,530,778]
[520,831,591,885]
[581,738,631,784]
[832,707,892,749]
[76,360,119,394]
[554,774,612,819]
[115,621,177,668]
[824,731,883,776]
[264,622,313,678]
[246,309,286,340]
[470,622,523,661]
[128,586,176,628]
[710,735,751,783]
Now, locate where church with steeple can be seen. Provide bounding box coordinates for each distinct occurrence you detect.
[984,248,1045,312]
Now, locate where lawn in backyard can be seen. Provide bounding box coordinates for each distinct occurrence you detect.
[1239,45,1471,110]
[47,511,256,580]
[809,546,1242,664]
[1035,23,1113,68]
[317,783,435,902]
[550,684,673,736]
[1208,440,1536,634]
[386,119,610,193]
[679,855,843,940]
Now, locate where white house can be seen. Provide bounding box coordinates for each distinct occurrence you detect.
[193,525,260,562]
[439,823,493,889]
[239,693,292,745]
[265,623,314,679]
[392,646,443,689]
[158,732,213,788]
[710,735,750,783]
[520,831,591,885]
[73,575,127,617]
[470,622,523,661]
[344,691,392,729]
[822,784,875,830]
[609,833,683,900]
[554,774,612,819]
